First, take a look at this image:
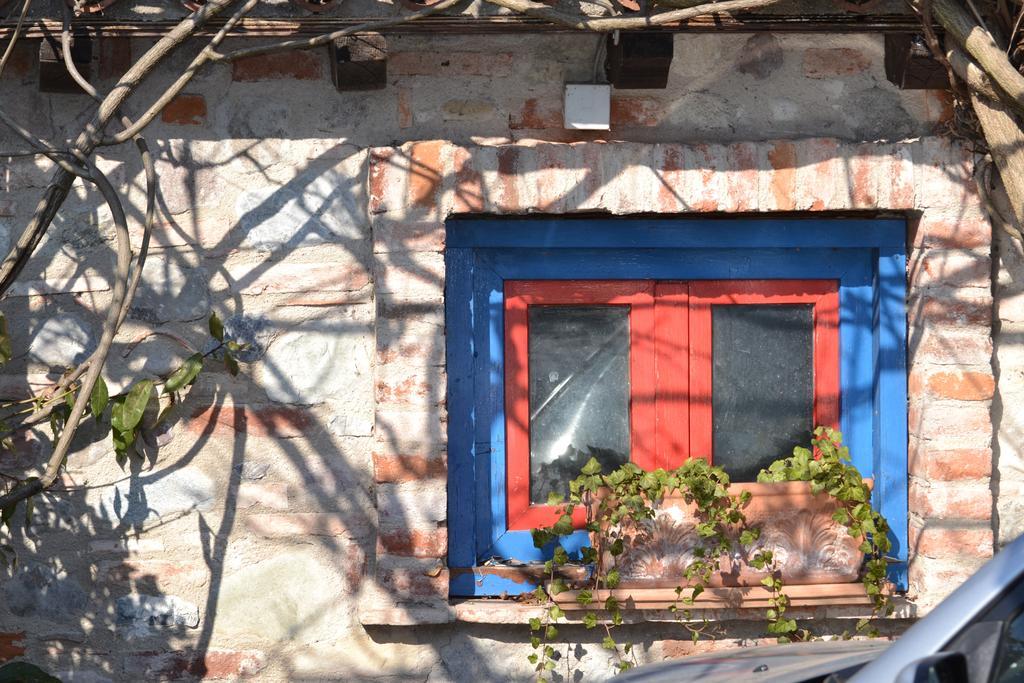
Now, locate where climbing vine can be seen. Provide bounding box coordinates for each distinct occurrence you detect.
[526,427,893,679]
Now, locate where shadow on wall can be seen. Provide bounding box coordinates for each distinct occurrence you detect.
[0,123,1006,680]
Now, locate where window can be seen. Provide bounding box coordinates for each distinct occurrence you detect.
[446,218,908,597]
[503,279,840,529]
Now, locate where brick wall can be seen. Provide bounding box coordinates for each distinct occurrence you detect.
[0,29,1000,681]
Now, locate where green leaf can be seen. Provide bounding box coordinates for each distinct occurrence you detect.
[533,586,547,601]
[551,514,573,537]
[90,376,109,417]
[527,653,538,664]
[164,353,204,393]
[545,625,558,639]
[110,397,126,432]
[546,491,564,506]
[548,605,564,620]
[209,312,224,342]
[529,617,542,631]
[122,380,155,431]
[582,612,598,629]
[580,457,602,476]
[552,546,568,565]
[606,569,621,589]
[224,352,240,377]
[601,635,617,650]
[0,314,11,367]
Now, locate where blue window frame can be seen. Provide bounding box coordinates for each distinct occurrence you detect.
[445,218,908,597]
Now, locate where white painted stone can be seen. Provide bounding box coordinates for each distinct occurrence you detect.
[213,550,350,642]
[261,321,372,405]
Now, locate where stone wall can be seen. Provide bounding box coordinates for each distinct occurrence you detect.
[0,28,1005,682]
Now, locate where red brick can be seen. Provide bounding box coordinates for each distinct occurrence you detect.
[803,48,871,78]
[377,564,448,598]
[497,146,520,212]
[228,262,370,296]
[232,51,322,81]
[390,51,513,77]
[909,480,992,520]
[408,141,445,209]
[909,441,991,480]
[662,637,765,660]
[910,330,992,367]
[767,141,797,211]
[453,146,484,213]
[244,513,361,538]
[909,524,993,559]
[912,370,995,401]
[657,145,685,213]
[188,404,312,438]
[611,96,662,127]
[0,633,25,663]
[911,213,991,249]
[369,148,394,215]
[909,250,990,289]
[510,98,562,130]
[160,94,207,126]
[373,453,446,483]
[397,88,413,129]
[378,528,448,558]
[910,292,992,327]
[99,37,132,81]
[373,220,444,253]
[100,560,208,585]
[124,649,266,678]
[850,149,877,208]
[908,400,992,445]
[725,142,759,212]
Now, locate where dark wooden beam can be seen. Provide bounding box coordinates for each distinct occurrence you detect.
[0,13,933,40]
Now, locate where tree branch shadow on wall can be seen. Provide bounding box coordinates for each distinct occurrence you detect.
[0,125,1010,681]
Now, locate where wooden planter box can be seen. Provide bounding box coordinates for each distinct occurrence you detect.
[597,481,868,590]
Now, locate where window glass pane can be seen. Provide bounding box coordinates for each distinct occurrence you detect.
[995,609,1024,683]
[712,304,814,482]
[528,305,630,503]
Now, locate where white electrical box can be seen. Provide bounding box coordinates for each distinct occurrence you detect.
[563,83,611,130]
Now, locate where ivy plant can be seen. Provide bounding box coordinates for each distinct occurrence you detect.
[527,426,894,679]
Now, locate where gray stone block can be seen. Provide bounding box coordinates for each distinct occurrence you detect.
[116,593,200,639]
[129,256,210,323]
[4,563,88,620]
[27,313,97,368]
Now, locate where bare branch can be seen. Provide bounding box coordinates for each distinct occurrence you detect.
[0,0,240,297]
[104,0,259,145]
[933,0,1024,107]
[0,0,31,78]
[474,0,779,32]
[0,163,131,511]
[209,0,467,62]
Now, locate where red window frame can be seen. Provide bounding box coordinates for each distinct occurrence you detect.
[504,279,840,530]
[504,281,656,530]
[688,280,840,461]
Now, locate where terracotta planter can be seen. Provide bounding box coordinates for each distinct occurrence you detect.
[599,481,869,589]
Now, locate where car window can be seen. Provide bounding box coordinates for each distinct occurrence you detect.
[993,609,1024,682]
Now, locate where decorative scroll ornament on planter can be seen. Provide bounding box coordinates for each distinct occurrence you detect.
[610,480,868,589]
